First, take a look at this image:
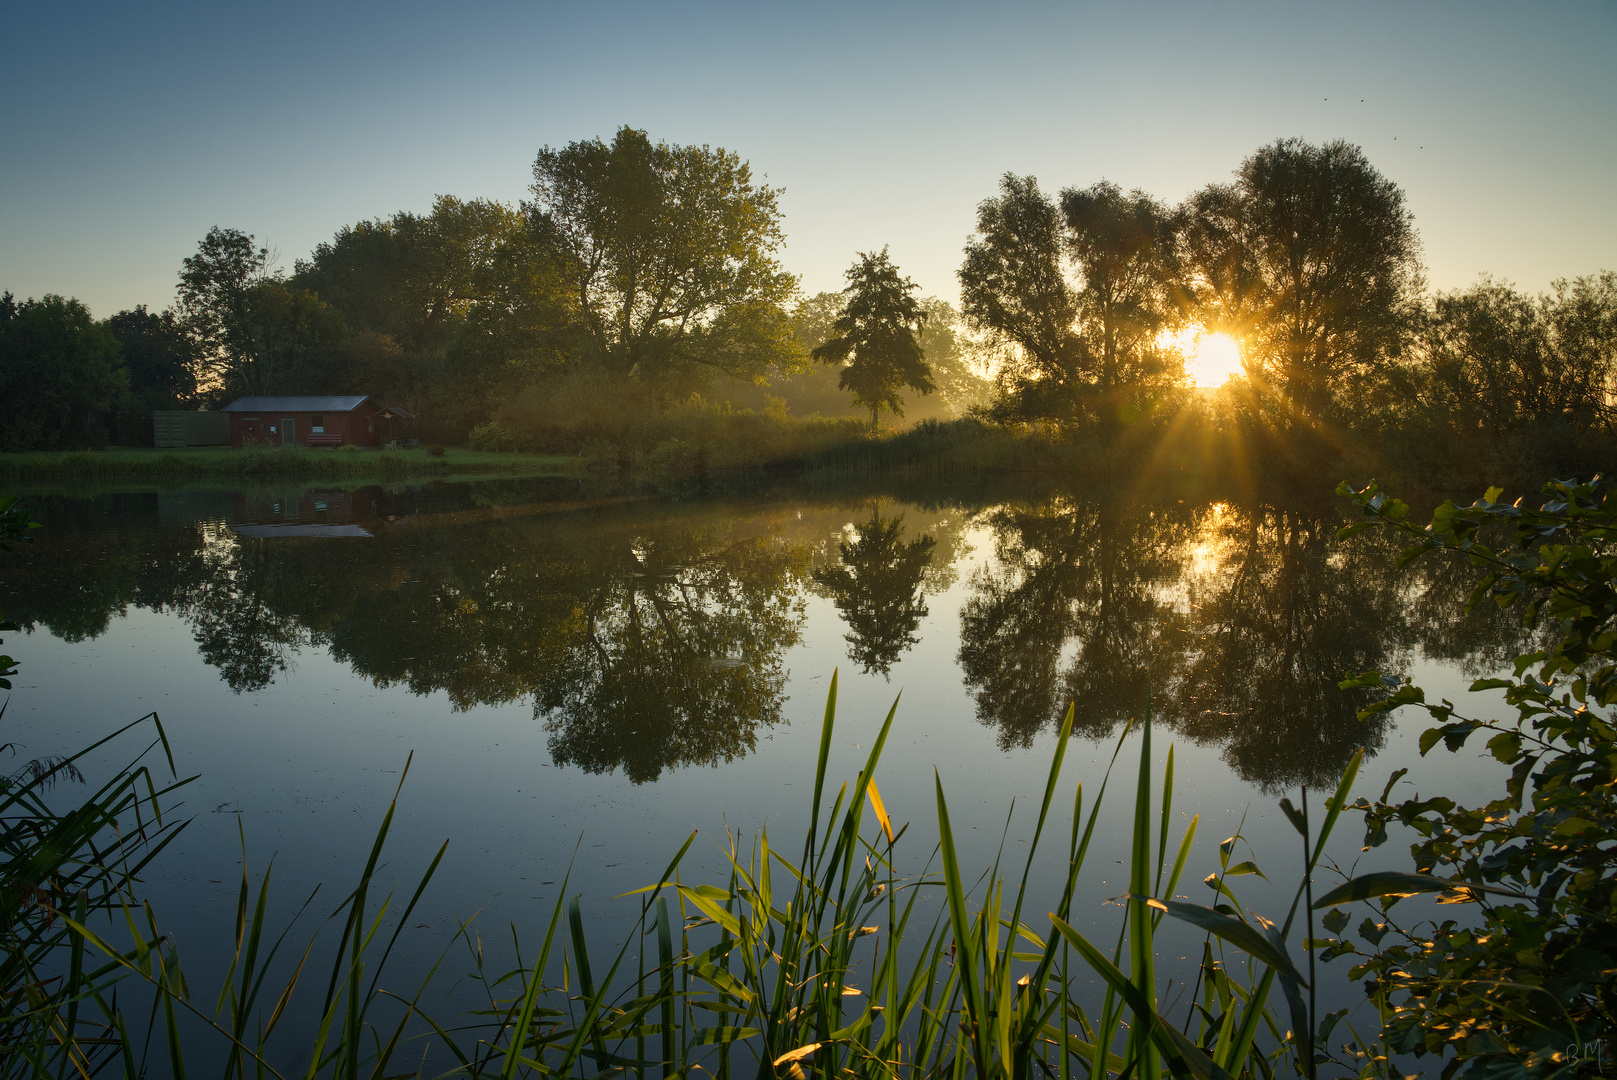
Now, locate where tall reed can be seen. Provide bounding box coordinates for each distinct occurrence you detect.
[30,674,1365,1078]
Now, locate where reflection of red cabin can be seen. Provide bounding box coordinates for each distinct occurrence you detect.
[219,396,383,448]
[229,487,377,538]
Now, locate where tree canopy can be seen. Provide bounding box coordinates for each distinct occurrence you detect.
[7,129,1611,465]
[811,249,934,432]
[528,126,798,392]
[1184,138,1422,424]
[0,294,126,451]
[1060,181,1184,419]
[959,175,1184,427]
[174,226,275,398]
[959,174,1088,422]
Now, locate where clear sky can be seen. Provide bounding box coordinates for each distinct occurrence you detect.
[2,0,1612,319]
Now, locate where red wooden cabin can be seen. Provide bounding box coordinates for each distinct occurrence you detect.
[219,396,384,448]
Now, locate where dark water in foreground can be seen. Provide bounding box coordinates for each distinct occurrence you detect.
[0,474,1526,1062]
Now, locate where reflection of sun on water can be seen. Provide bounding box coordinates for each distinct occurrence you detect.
[1162,328,1244,388]
[1187,502,1230,576]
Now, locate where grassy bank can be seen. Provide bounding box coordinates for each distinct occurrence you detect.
[0,445,584,486]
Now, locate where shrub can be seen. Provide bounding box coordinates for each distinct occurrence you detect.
[636,437,702,482]
[1322,477,1617,1078]
[427,444,445,458]
[468,421,517,453]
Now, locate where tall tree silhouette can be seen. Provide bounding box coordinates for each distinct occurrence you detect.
[959,175,1088,424]
[1059,181,1183,424]
[1184,139,1421,426]
[812,249,935,432]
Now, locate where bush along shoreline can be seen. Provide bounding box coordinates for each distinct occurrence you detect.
[4,476,1615,1077]
[1316,477,1617,1078]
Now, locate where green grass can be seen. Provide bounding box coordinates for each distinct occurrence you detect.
[9,673,1368,1078]
[0,446,584,486]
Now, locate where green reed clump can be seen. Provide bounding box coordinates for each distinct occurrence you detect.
[0,712,192,1075]
[28,668,1372,1079]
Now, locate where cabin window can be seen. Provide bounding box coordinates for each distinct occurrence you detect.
[244,416,259,422]
[310,414,325,434]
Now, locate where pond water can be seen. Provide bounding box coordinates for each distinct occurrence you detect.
[0,472,1527,1065]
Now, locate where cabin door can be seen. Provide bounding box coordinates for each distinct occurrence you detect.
[281,418,296,446]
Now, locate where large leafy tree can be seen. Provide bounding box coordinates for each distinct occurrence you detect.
[107,306,196,408]
[527,126,798,392]
[174,226,274,399]
[959,174,1088,422]
[1059,181,1184,421]
[811,249,934,432]
[296,196,576,433]
[0,294,126,450]
[296,195,530,353]
[1185,139,1422,424]
[960,175,1183,427]
[106,305,199,444]
[229,283,348,397]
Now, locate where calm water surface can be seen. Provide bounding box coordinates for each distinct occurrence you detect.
[0,474,1526,1054]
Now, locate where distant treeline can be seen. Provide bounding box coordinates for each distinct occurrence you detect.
[2,128,1613,475]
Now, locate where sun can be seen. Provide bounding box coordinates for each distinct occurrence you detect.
[1168,329,1244,388]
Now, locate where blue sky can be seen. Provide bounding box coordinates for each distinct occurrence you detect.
[2,0,1612,318]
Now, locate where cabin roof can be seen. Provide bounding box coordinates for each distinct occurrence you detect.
[219,395,373,413]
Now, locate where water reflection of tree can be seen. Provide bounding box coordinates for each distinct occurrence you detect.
[0,497,206,642]
[958,497,1190,749]
[184,531,311,692]
[531,525,803,783]
[1164,505,1410,791]
[1399,525,1548,678]
[1,492,818,782]
[275,509,809,783]
[959,496,1423,789]
[2,486,1544,792]
[812,504,937,677]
